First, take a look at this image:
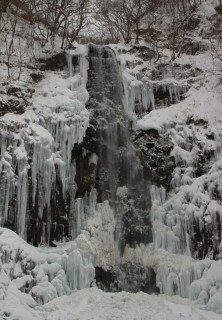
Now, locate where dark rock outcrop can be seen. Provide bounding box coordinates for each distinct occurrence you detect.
[214,4,222,15]
[35,52,78,71]
[95,263,159,294]
[129,45,156,61]
[0,84,34,116]
[133,129,175,191]
[0,97,25,116]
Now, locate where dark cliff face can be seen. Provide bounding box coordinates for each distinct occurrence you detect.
[132,129,175,191]
[95,263,159,294]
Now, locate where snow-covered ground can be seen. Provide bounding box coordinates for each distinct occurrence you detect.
[40,288,222,320]
[1,225,222,320]
[2,279,222,320]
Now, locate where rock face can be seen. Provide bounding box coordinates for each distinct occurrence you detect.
[35,52,69,71]
[133,129,175,191]
[0,84,34,116]
[95,263,159,293]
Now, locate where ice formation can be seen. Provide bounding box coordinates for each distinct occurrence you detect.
[0,37,222,318]
[0,198,117,307]
[122,71,155,115]
[119,51,188,116]
[0,46,90,243]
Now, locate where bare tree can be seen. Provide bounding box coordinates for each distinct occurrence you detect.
[0,0,90,49]
[163,0,203,15]
[96,0,161,44]
[60,0,90,49]
[95,0,133,44]
[5,15,18,78]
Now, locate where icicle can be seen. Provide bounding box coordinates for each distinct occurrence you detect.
[151,185,166,204]
[15,143,28,239]
[66,53,74,77]
[122,73,155,115]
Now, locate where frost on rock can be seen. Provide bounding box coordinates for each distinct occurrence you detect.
[118,51,189,117]
[151,154,222,259]
[0,46,90,244]
[146,81,222,313]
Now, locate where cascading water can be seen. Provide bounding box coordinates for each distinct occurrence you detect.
[85,45,153,253]
[75,44,156,292]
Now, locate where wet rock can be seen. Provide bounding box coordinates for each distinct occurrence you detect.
[72,143,97,199]
[26,163,74,246]
[191,212,221,260]
[214,4,222,15]
[35,52,69,71]
[95,263,159,294]
[129,45,156,61]
[133,129,175,191]
[196,149,215,177]
[30,72,45,83]
[0,97,25,116]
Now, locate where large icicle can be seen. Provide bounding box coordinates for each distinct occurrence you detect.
[0,46,90,242]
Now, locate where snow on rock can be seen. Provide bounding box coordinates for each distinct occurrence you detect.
[0,226,96,307]
[122,243,222,314]
[151,157,222,258]
[0,46,90,241]
[0,199,118,318]
[0,199,118,308]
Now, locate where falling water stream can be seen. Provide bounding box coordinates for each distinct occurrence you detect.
[85,45,153,275]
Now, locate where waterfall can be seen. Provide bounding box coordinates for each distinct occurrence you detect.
[0,43,208,297]
[85,45,153,256]
[0,45,153,260]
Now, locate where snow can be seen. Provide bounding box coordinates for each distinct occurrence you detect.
[0,45,90,241]
[43,287,221,320]
[2,285,222,320]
